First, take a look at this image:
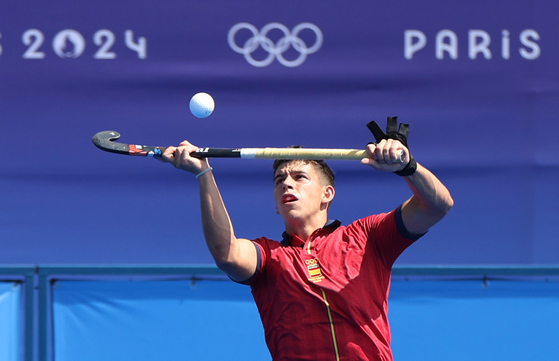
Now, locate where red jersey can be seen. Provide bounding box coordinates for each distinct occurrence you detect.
[247,207,422,361]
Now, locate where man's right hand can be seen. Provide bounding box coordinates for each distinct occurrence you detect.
[159,140,210,175]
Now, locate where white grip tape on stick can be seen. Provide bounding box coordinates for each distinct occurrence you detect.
[241,148,403,162]
[242,148,368,160]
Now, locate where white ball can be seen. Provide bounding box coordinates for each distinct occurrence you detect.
[189,92,215,118]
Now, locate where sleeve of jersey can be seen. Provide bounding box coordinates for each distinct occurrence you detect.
[230,239,266,286]
[359,205,426,268]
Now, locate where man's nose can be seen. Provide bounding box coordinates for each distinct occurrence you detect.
[282,176,294,190]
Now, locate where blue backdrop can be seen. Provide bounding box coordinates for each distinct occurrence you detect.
[1,0,558,265]
[50,278,559,361]
[52,279,269,361]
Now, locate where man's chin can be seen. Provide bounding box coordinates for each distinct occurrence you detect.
[279,209,300,221]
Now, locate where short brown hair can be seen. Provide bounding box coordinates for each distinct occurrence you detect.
[272,147,335,187]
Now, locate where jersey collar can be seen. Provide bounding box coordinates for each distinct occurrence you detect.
[281,219,342,247]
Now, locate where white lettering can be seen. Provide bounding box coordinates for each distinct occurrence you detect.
[15,29,146,60]
[501,30,510,59]
[436,30,458,60]
[405,28,541,61]
[22,29,46,59]
[469,30,492,59]
[125,30,147,59]
[519,29,540,60]
[94,30,117,59]
[404,30,426,60]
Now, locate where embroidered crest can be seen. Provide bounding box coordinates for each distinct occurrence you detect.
[305,258,324,283]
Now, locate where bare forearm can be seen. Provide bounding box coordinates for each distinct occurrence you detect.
[401,163,454,234]
[197,172,257,281]
[198,171,237,263]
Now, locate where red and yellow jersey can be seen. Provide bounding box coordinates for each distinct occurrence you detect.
[248,207,422,361]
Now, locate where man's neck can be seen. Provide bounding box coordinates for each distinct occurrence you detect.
[285,216,328,241]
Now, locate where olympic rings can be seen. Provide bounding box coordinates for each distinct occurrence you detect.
[305,259,319,266]
[228,22,323,67]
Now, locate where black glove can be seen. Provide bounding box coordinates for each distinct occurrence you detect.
[366,116,417,176]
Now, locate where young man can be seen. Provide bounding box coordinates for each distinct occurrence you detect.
[160,125,453,361]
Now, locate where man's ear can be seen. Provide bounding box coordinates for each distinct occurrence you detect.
[322,185,335,204]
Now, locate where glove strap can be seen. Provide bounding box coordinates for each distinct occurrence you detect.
[394,157,417,176]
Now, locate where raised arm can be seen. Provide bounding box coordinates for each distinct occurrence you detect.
[159,141,258,282]
[361,140,454,234]
[398,163,453,234]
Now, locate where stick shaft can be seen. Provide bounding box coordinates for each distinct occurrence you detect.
[191,147,404,161]
[238,148,368,160]
[92,131,403,161]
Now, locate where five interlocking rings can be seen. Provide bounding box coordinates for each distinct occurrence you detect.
[305,259,319,266]
[228,22,323,67]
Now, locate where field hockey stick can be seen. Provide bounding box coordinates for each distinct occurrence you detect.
[92,130,404,161]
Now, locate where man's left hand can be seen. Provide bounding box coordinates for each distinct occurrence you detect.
[361,139,410,173]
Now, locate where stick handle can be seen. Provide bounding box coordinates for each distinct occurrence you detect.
[193,147,403,162]
[244,148,403,162]
[242,148,368,160]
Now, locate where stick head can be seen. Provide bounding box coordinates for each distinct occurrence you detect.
[92,130,129,154]
[92,130,166,157]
